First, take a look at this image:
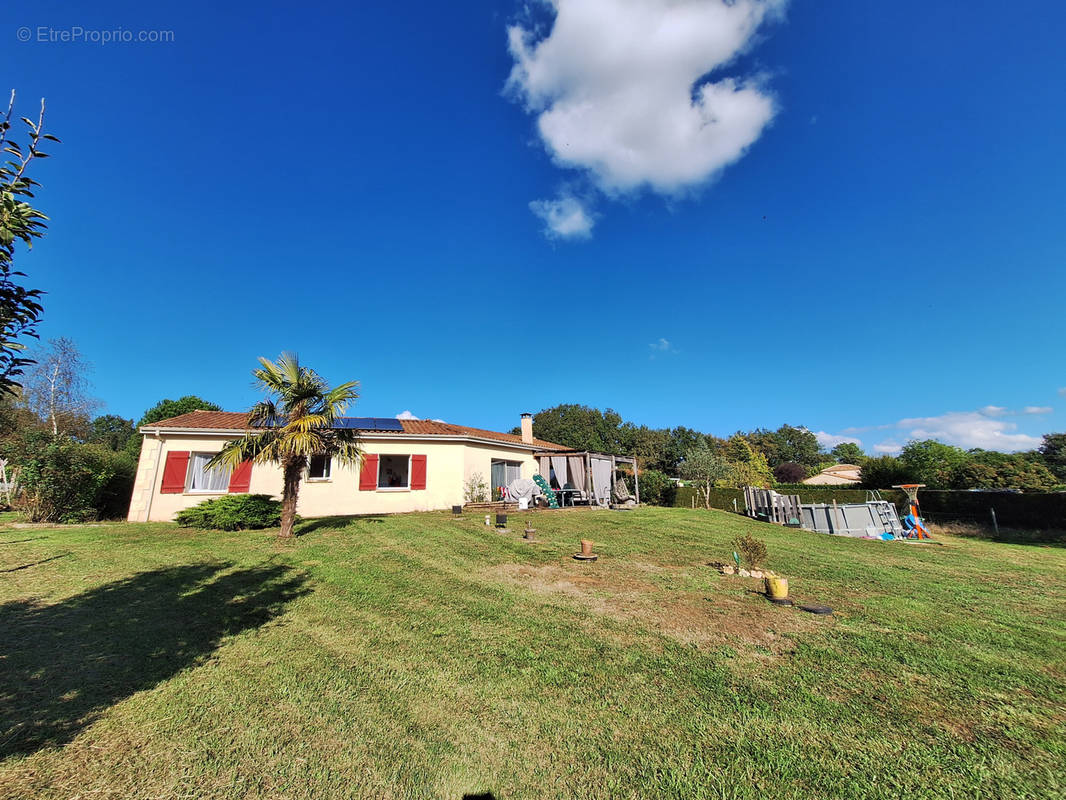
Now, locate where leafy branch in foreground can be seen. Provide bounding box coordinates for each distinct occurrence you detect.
[0,91,60,394]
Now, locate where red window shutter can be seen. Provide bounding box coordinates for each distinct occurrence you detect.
[411,455,427,490]
[228,461,252,493]
[359,454,379,491]
[160,451,190,494]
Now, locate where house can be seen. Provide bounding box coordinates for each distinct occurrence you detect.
[802,463,863,486]
[127,411,568,522]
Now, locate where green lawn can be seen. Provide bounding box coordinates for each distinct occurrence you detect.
[1,508,1063,800]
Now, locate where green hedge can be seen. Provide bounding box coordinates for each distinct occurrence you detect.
[673,486,1066,531]
[917,490,1066,530]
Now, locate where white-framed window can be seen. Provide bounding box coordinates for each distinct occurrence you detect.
[308,454,331,480]
[187,452,231,493]
[378,454,410,489]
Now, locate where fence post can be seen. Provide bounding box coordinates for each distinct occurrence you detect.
[990,507,999,536]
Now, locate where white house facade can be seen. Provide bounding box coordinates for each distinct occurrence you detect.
[127,411,565,522]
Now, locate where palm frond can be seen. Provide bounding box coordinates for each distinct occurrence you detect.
[227,353,364,467]
[284,413,333,433]
[247,399,281,428]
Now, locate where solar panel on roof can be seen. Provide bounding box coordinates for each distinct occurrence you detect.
[332,417,404,431]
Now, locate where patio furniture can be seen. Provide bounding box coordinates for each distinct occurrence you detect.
[556,488,581,507]
[534,450,640,507]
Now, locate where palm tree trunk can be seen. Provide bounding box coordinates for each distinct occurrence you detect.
[279,456,304,538]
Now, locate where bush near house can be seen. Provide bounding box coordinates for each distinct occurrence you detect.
[175,494,283,531]
[2,430,135,522]
[175,494,283,533]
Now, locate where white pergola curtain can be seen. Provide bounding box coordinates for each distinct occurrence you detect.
[568,456,586,497]
[550,456,569,488]
[538,457,551,480]
[590,457,612,505]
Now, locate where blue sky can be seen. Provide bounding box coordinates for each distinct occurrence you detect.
[4,0,1064,453]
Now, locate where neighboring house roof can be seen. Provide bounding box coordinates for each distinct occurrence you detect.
[140,410,568,451]
[802,463,862,485]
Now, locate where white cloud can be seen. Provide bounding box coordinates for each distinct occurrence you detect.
[840,423,892,435]
[396,410,419,420]
[873,441,902,454]
[1059,387,1066,398]
[822,402,1051,455]
[529,193,595,239]
[1023,406,1053,415]
[648,337,678,358]
[507,0,784,236]
[895,410,1042,451]
[814,431,861,449]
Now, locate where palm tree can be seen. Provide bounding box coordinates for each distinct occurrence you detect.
[209,353,361,538]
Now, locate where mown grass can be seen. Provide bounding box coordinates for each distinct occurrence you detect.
[0,508,1063,799]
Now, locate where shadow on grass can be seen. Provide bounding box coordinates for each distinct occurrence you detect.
[0,553,71,573]
[0,561,309,758]
[295,515,386,535]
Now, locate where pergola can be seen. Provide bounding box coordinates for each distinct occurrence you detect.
[532,450,639,506]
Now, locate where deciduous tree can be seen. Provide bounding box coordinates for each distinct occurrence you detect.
[678,444,731,509]
[1039,433,1066,482]
[88,414,136,452]
[899,440,968,489]
[830,442,865,465]
[21,337,96,437]
[723,435,774,487]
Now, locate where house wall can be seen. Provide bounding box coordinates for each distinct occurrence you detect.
[461,442,540,499]
[128,432,544,522]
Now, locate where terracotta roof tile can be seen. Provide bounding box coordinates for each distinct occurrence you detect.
[400,419,565,450]
[143,411,250,429]
[142,411,567,450]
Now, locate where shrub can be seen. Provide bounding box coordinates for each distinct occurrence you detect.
[175,494,282,531]
[773,461,808,484]
[730,533,768,569]
[3,431,135,523]
[636,468,675,506]
[463,472,488,503]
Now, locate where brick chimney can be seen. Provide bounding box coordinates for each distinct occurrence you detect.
[520,413,534,444]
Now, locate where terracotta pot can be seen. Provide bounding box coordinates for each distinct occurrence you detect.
[580,539,594,557]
